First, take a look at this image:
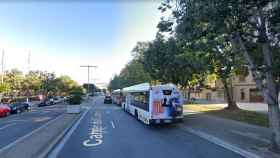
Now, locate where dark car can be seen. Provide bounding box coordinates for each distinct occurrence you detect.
[22,102,31,111]
[9,102,29,114]
[38,100,50,107]
[104,96,112,104]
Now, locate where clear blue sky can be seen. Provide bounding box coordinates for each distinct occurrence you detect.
[0,1,161,87]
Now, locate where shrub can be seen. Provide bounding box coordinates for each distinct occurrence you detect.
[67,95,82,105]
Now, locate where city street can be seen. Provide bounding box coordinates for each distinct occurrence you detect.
[48,96,244,158]
[0,104,66,150]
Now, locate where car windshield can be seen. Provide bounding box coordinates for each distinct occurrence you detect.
[0,1,279,158]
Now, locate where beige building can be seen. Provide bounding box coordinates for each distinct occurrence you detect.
[190,72,265,103]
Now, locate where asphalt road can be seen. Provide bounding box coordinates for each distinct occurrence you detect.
[48,96,244,158]
[0,104,66,150]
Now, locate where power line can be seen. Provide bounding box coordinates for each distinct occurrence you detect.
[80,65,97,94]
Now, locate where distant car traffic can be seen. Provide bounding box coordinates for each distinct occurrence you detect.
[53,96,63,104]
[0,104,11,117]
[104,96,112,104]
[9,102,29,114]
[21,102,31,111]
[38,100,51,107]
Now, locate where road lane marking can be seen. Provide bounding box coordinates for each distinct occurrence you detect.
[83,111,106,147]
[111,121,115,129]
[182,126,262,158]
[0,114,64,154]
[0,123,17,130]
[33,117,51,122]
[6,120,27,123]
[48,109,90,158]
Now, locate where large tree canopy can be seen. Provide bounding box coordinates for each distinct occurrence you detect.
[158,0,280,152]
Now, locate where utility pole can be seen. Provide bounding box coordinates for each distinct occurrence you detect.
[80,65,97,94]
[1,50,4,84]
[27,50,31,103]
[27,50,31,73]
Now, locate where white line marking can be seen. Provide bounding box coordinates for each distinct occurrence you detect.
[48,109,90,158]
[183,127,262,158]
[5,120,27,124]
[111,121,115,129]
[0,114,64,154]
[0,123,17,130]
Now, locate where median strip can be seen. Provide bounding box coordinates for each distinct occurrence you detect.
[0,111,83,158]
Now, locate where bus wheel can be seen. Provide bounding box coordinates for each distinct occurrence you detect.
[134,110,138,120]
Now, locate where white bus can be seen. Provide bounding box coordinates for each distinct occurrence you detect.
[122,83,183,124]
[111,89,122,106]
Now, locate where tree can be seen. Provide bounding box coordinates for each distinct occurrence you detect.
[4,69,24,95]
[22,71,44,95]
[0,83,11,94]
[55,75,78,95]
[108,42,152,91]
[142,35,206,101]
[159,0,280,151]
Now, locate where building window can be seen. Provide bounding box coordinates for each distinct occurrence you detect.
[206,93,212,100]
[239,75,246,82]
[217,90,223,98]
[240,89,245,100]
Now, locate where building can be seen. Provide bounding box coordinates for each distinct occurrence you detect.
[190,71,266,103]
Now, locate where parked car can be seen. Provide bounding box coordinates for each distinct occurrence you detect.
[22,102,31,111]
[9,102,28,114]
[53,96,62,104]
[49,98,55,105]
[104,96,112,104]
[38,100,50,107]
[0,104,11,117]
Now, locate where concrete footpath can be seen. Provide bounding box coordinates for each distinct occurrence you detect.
[0,106,85,158]
[182,112,280,158]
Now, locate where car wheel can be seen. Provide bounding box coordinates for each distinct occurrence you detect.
[6,112,10,117]
[134,110,138,120]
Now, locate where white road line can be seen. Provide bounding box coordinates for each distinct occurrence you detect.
[48,109,90,158]
[111,121,115,129]
[6,120,27,123]
[0,114,64,154]
[0,123,17,130]
[182,127,262,158]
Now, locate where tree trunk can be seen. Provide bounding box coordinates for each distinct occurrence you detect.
[221,77,238,110]
[231,32,280,152]
[187,86,192,102]
[262,42,280,152]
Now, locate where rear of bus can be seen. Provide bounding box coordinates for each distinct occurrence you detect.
[150,84,183,124]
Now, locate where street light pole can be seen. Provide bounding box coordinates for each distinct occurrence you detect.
[1,50,5,84]
[80,65,97,94]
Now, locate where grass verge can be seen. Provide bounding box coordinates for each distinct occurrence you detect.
[184,104,269,127]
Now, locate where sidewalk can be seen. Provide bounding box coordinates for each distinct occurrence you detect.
[181,112,279,158]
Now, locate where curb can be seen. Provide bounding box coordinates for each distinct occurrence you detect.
[38,110,87,158]
[47,108,90,158]
[182,126,263,158]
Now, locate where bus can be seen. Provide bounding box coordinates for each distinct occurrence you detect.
[122,83,183,124]
[111,89,122,106]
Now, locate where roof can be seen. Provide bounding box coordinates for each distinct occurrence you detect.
[122,83,178,93]
[152,83,177,90]
[112,89,121,93]
[122,83,150,93]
